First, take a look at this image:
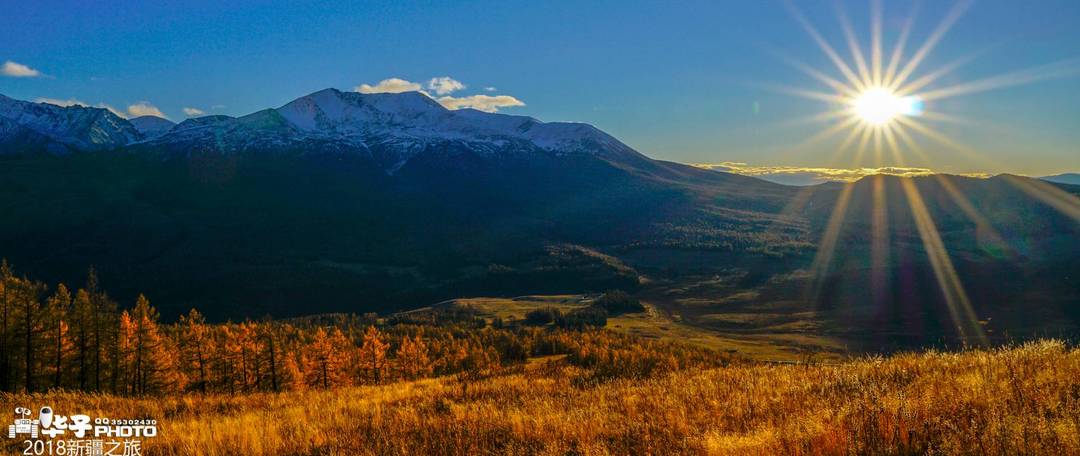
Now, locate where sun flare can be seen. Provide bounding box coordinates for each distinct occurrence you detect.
[851,87,922,126]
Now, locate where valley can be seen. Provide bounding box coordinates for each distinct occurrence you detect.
[0,90,1078,355]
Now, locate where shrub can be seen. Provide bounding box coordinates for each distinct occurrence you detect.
[593,290,645,315]
[525,307,563,325]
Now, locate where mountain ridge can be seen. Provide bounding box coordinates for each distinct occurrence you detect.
[0,89,1077,351]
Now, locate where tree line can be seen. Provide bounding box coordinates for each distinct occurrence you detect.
[0,261,726,396]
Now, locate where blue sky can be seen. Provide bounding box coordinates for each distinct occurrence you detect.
[2,0,1079,176]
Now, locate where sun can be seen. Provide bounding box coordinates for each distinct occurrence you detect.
[850,87,922,126]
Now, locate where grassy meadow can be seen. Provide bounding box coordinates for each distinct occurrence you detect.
[434,295,847,361]
[3,339,1078,455]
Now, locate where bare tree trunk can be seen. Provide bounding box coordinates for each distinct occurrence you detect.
[24,289,33,393]
[54,318,62,388]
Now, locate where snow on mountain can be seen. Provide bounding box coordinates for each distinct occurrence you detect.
[0,94,141,151]
[270,89,637,156]
[0,89,645,170]
[128,115,176,139]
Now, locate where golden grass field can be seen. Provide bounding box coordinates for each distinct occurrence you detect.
[439,295,847,361]
[3,339,1078,455]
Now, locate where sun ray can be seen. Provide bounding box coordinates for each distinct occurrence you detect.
[785,0,867,91]
[934,174,1016,258]
[900,178,988,345]
[773,117,866,166]
[888,120,927,161]
[915,110,974,125]
[767,49,863,98]
[883,2,919,89]
[790,116,864,154]
[872,125,884,166]
[769,109,853,130]
[889,0,973,91]
[870,174,891,307]
[893,116,995,167]
[881,122,907,164]
[886,122,1017,258]
[807,182,856,302]
[751,81,851,104]
[834,0,873,88]
[870,0,884,87]
[763,122,867,237]
[835,121,867,159]
[852,122,874,167]
[894,50,987,97]
[918,57,1080,101]
[1000,175,1080,224]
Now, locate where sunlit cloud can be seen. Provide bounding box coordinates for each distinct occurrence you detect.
[35,97,88,108]
[426,77,465,95]
[127,102,167,119]
[693,162,989,186]
[355,76,525,113]
[35,97,127,118]
[355,78,423,94]
[436,94,525,113]
[1,60,41,77]
[183,107,206,116]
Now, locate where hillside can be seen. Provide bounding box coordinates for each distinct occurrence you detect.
[1041,173,1080,186]
[2,340,1076,455]
[0,91,1078,352]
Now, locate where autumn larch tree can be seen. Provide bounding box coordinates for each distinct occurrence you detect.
[358,325,389,384]
[44,284,73,389]
[395,334,432,381]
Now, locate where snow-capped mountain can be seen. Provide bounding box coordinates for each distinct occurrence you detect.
[0,89,648,173]
[140,88,647,171]
[128,115,176,139]
[0,94,141,152]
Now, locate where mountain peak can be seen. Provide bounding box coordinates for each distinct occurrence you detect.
[0,93,141,151]
[277,88,449,132]
[129,115,176,139]
[0,90,645,169]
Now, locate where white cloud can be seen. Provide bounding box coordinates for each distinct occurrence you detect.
[35,97,126,118]
[355,76,525,112]
[97,103,126,118]
[183,107,206,116]
[126,102,167,119]
[694,162,991,186]
[436,94,525,113]
[35,97,88,108]
[426,77,465,95]
[2,60,41,78]
[355,77,423,94]
[484,86,497,92]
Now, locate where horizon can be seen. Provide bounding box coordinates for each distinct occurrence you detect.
[2,0,1079,178]
[4,86,1076,186]
[2,3,1080,454]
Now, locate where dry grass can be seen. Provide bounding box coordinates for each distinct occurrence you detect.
[3,340,1079,455]
[445,295,846,361]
